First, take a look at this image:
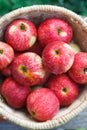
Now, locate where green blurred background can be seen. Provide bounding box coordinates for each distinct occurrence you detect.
[0,0,87,16]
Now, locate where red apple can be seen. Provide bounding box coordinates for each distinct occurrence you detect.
[27,88,60,121]
[42,41,75,75]
[12,52,48,87]
[68,52,87,84]
[47,74,79,106]
[0,41,14,70]
[1,51,22,77]
[5,18,37,51]
[1,77,31,109]
[38,18,73,47]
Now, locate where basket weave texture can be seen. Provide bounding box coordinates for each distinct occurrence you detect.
[0,5,87,130]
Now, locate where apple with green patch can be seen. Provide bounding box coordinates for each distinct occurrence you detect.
[1,51,22,77]
[27,88,60,121]
[0,41,14,70]
[69,52,87,84]
[47,74,79,106]
[38,18,73,47]
[12,52,48,87]
[42,41,75,75]
[5,18,37,51]
[1,77,31,109]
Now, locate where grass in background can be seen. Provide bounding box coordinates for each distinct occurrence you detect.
[0,0,87,16]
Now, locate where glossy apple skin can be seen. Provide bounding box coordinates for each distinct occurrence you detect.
[47,74,79,106]
[42,41,75,75]
[1,77,31,109]
[12,52,48,87]
[1,51,22,77]
[38,18,72,47]
[27,88,59,121]
[68,52,87,84]
[0,41,14,70]
[5,18,37,51]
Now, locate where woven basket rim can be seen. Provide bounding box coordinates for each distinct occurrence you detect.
[0,5,86,28]
[0,5,87,130]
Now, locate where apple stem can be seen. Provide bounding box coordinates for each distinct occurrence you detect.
[55,50,59,56]
[21,66,28,72]
[0,49,3,54]
[31,110,36,116]
[84,68,87,74]
[57,29,62,35]
[62,87,68,94]
[20,23,27,31]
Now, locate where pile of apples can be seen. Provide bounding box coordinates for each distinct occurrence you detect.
[0,18,87,122]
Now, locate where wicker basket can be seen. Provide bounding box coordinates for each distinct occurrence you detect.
[0,5,87,130]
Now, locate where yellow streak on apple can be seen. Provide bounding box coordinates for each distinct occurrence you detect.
[18,66,34,82]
